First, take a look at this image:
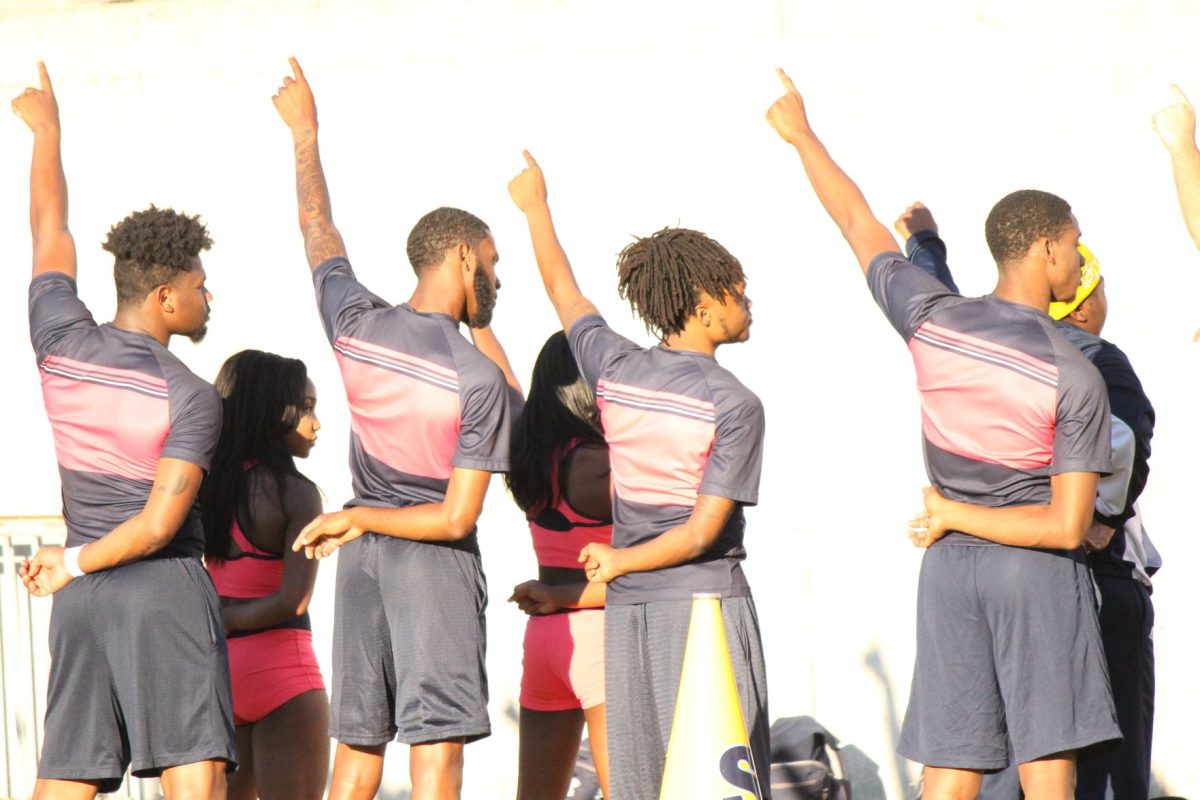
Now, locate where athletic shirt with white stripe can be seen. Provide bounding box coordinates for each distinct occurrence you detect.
[568,314,765,605]
[867,253,1112,545]
[28,272,220,559]
[312,258,513,554]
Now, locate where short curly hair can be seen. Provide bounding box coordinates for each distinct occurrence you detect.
[104,206,212,306]
[406,207,490,274]
[984,190,1073,268]
[616,227,745,339]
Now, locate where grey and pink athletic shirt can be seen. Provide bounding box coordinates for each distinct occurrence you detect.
[568,315,764,605]
[313,258,512,552]
[867,253,1112,546]
[28,272,220,559]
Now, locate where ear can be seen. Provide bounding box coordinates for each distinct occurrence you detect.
[157,285,174,313]
[457,243,471,270]
[694,297,712,328]
[1068,305,1088,324]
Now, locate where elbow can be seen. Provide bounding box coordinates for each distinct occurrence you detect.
[442,513,479,542]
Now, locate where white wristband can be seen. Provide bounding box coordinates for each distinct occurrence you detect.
[62,545,86,578]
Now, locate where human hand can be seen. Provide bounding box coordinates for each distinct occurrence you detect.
[292,509,364,559]
[1152,83,1196,154]
[1082,521,1116,553]
[19,546,73,596]
[507,150,548,212]
[895,202,937,240]
[508,580,562,615]
[272,57,318,134]
[11,61,60,134]
[578,542,620,583]
[908,487,949,548]
[765,68,811,144]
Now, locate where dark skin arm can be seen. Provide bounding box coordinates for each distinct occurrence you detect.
[580,494,736,582]
[13,62,77,280]
[766,69,898,273]
[20,459,204,595]
[909,471,1101,550]
[1153,84,1200,250]
[507,152,599,334]
[292,467,493,558]
[222,472,323,632]
[272,57,347,270]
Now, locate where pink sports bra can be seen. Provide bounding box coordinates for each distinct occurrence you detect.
[206,517,284,599]
[528,443,613,569]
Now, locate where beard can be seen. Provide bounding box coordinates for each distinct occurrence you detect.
[468,269,496,329]
[188,323,208,344]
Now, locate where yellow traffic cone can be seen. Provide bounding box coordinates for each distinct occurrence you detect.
[659,593,763,799]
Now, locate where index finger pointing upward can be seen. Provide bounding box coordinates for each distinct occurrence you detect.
[37,61,53,93]
[522,149,538,168]
[1170,82,1192,107]
[289,56,306,83]
[775,67,798,95]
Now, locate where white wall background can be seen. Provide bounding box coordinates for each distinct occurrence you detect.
[1,1,1197,797]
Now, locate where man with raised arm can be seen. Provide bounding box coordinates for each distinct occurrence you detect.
[895,203,1160,800]
[766,71,1120,799]
[1153,84,1200,250]
[508,152,769,799]
[272,59,515,800]
[13,63,234,799]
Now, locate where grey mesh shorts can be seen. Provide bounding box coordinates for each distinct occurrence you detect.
[330,533,490,746]
[605,596,770,800]
[899,543,1121,769]
[38,557,237,793]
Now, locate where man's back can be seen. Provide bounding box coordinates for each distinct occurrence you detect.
[30,271,218,558]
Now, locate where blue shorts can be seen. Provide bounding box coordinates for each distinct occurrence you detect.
[899,543,1121,769]
[329,534,490,746]
[38,557,236,793]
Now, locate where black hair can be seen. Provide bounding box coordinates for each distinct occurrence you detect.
[984,190,1073,268]
[405,206,490,274]
[615,227,745,338]
[504,331,604,513]
[201,350,313,561]
[103,205,212,306]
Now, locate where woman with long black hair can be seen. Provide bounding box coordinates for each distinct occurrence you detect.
[506,331,612,799]
[202,349,329,800]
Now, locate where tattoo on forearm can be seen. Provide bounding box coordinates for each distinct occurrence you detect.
[294,131,346,266]
[155,474,193,497]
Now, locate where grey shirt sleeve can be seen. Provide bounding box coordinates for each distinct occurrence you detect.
[866,252,959,340]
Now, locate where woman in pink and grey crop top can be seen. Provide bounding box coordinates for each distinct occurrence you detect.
[506,331,613,800]
[201,350,328,800]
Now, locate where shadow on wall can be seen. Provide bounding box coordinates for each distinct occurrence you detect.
[863,641,919,798]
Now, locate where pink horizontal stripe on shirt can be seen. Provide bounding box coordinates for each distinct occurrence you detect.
[41,372,168,481]
[910,336,1056,469]
[335,336,459,390]
[914,322,1059,385]
[336,348,460,479]
[41,354,169,397]
[599,396,715,507]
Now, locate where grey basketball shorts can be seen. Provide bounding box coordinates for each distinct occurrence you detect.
[330,533,490,746]
[605,596,771,800]
[899,543,1121,769]
[38,557,237,793]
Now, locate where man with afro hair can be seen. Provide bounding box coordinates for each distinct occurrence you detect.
[14,63,234,798]
[508,151,770,799]
[768,70,1119,799]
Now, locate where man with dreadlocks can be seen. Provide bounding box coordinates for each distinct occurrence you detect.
[767,70,1120,799]
[508,151,769,799]
[14,63,234,798]
[273,59,517,800]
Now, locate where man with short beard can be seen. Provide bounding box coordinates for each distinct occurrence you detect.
[273,59,516,800]
[15,63,234,799]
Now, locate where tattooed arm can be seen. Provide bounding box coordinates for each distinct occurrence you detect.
[20,459,205,595]
[272,57,348,270]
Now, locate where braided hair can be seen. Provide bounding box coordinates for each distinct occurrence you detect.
[615,227,745,338]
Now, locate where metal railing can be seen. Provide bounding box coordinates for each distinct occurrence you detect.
[0,517,160,800]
